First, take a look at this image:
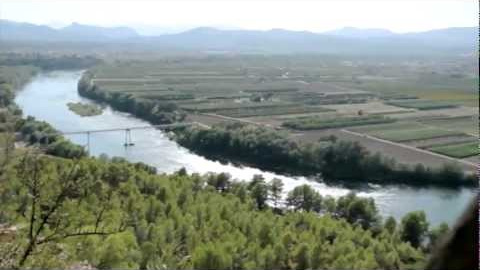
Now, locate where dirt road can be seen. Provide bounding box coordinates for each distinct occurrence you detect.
[290,129,476,172]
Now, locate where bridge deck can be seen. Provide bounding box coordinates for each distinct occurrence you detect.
[60,122,196,135]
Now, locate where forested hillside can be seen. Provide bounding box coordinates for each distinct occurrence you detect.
[1,152,443,269]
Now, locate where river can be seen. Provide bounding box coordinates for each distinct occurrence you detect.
[15,70,476,226]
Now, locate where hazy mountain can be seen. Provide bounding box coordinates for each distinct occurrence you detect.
[149,26,477,54]
[130,24,242,36]
[151,27,328,52]
[401,27,478,47]
[60,22,138,40]
[0,20,59,41]
[324,27,395,38]
[0,20,138,41]
[1,20,476,55]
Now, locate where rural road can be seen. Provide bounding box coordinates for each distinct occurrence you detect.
[192,113,477,172]
[192,121,210,129]
[202,113,274,127]
[341,129,477,168]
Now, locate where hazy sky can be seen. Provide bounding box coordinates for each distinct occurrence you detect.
[0,0,477,35]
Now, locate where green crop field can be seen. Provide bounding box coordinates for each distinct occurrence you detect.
[370,128,462,142]
[350,122,422,133]
[85,56,477,134]
[351,121,465,142]
[180,101,288,112]
[88,57,399,119]
[419,116,478,135]
[386,100,458,110]
[282,115,395,130]
[429,141,479,158]
[212,105,332,118]
[338,73,478,107]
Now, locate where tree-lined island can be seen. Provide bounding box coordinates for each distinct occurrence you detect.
[67,102,104,117]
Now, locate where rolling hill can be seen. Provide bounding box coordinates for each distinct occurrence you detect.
[0,20,476,55]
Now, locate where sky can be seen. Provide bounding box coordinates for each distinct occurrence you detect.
[0,0,477,35]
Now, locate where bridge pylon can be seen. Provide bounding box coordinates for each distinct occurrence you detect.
[86,131,90,155]
[124,129,134,147]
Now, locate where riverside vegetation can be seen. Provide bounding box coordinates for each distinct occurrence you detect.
[0,54,97,160]
[78,72,185,125]
[0,70,86,159]
[174,123,475,187]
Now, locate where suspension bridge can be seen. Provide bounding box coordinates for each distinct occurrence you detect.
[53,122,208,154]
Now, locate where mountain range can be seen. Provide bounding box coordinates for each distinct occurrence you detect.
[0,20,139,41]
[0,20,477,54]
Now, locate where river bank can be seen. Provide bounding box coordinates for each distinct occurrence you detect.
[174,123,475,188]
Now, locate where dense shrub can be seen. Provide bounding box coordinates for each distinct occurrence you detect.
[18,116,87,158]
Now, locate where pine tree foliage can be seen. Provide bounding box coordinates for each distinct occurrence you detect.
[0,153,430,269]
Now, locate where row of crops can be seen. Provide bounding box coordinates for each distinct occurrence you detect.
[209,105,333,118]
[350,122,463,142]
[419,116,477,135]
[282,114,477,159]
[428,141,478,158]
[348,121,478,158]
[385,99,458,110]
[92,74,375,118]
[282,115,395,130]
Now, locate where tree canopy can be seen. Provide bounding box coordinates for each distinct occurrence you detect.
[0,152,433,269]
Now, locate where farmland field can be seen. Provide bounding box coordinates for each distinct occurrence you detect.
[350,122,465,142]
[179,101,291,112]
[336,73,479,107]
[385,99,458,110]
[289,129,476,172]
[86,58,384,120]
[350,122,423,133]
[419,116,478,135]
[80,55,477,169]
[428,141,479,158]
[387,106,475,120]
[321,101,413,115]
[375,128,461,142]
[211,105,333,118]
[282,115,395,130]
[403,135,477,149]
[370,128,463,142]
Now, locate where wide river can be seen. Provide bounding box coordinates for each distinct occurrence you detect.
[15,71,476,226]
